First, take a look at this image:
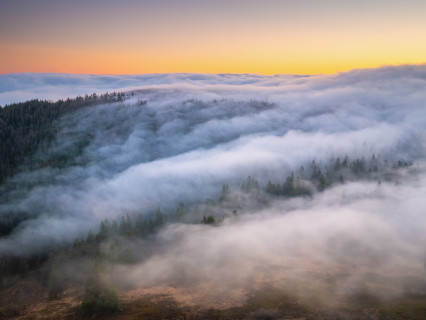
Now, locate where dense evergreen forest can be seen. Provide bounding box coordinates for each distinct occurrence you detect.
[0,92,125,184]
[0,93,128,239]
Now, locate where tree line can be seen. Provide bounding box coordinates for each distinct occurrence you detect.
[0,92,126,184]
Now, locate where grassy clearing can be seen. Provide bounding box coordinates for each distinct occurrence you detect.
[378,294,426,320]
[2,278,426,319]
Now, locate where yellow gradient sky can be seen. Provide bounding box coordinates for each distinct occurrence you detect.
[0,0,425,75]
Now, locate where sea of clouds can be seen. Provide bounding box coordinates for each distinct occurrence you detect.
[1,66,426,302]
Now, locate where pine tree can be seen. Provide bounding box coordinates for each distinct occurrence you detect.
[174,203,186,221]
[82,259,120,316]
[219,184,230,202]
[155,208,165,226]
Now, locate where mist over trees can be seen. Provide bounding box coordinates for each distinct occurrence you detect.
[0,92,125,184]
[1,66,426,318]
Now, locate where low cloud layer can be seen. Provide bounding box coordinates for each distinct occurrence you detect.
[1,65,426,260]
[115,175,426,305]
[0,72,307,106]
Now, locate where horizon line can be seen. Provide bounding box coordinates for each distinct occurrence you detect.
[2,63,426,78]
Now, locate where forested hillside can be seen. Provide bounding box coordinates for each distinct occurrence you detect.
[1,67,426,319]
[0,92,125,184]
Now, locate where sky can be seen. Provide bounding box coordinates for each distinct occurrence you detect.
[1,0,426,75]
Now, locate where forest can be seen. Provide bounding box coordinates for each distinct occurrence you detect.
[0,92,126,183]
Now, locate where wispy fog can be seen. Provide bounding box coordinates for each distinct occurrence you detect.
[1,65,426,269]
[114,175,426,305]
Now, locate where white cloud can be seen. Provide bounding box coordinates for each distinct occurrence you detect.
[1,65,426,257]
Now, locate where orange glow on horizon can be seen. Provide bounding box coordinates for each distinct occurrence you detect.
[2,40,425,76]
[1,1,425,75]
